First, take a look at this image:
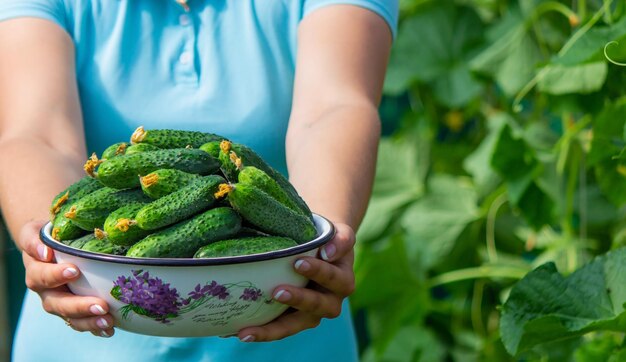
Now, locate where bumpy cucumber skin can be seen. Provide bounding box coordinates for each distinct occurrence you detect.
[136,175,225,230]
[64,233,98,248]
[125,143,160,155]
[227,184,317,244]
[229,143,312,218]
[140,169,202,199]
[96,149,220,189]
[238,166,311,218]
[134,129,224,149]
[193,236,297,258]
[68,188,151,231]
[103,203,150,246]
[127,207,242,258]
[199,141,221,158]
[82,238,129,255]
[52,204,89,241]
[101,142,129,159]
[219,150,239,181]
[50,176,104,219]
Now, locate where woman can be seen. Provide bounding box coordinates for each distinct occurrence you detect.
[0,1,396,360]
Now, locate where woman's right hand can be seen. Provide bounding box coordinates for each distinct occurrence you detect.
[18,220,116,338]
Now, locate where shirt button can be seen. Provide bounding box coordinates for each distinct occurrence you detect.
[179,14,190,26]
[179,51,192,65]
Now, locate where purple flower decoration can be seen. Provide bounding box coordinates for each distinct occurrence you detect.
[188,281,230,300]
[240,287,263,301]
[111,270,182,323]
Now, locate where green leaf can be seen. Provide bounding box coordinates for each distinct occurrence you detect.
[470,11,543,96]
[589,100,626,166]
[574,333,624,362]
[384,3,484,105]
[433,62,483,108]
[362,326,446,362]
[491,124,539,183]
[595,158,626,206]
[538,62,608,95]
[500,247,626,356]
[358,137,423,243]
[556,16,626,66]
[463,121,503,198]
[353,233,422,309]
[401,175,480,270]
[515,181,555,229]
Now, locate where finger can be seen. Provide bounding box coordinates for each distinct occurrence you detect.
[23,254,81,292]
[18,220,52,262]
[319,223,355,262]
[90,329,115,338]
[237,311,321,342]
[66,315,115,336]
[271,285,342,318]
[40,288,110,319]
[293,257,355,296]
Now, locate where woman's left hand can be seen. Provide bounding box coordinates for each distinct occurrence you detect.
[236,222,356,342]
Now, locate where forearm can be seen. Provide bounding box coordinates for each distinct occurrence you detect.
[0,136,84,241]
[286,104,380,230]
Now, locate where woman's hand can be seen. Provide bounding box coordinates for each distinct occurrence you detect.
[18,220,115,338]
[237,222,356,342]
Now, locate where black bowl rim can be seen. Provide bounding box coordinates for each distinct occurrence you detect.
[40,214,335,266]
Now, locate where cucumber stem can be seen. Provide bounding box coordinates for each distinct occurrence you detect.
[220,140,232,154]
[214,183,233,199]
[83,153,103,178]
[52,227,60,241]
[140,173,159,188]
[229,151,243,171]
[64,205,77,219]
[115,219,136,232]
[130,126,147,144]
[50,191,69,216]
[94,228,107,240]
[114,143,127,156]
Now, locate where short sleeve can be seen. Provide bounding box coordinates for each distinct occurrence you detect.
[303,0,398,39]
[0,0,67,30]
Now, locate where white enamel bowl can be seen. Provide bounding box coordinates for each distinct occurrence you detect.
[40,214,334,337]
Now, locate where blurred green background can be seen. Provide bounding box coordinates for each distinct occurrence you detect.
[5,0,626,361]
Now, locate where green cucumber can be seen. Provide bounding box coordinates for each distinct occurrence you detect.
[194,236,297,258]
[125,143,160,155]
[139,169,202,199]
[64,188,150,230]
[81,238,129,255]
[95,148,220,189]
[52,203,89,241]
[101,142,129,160]
[238,166,311,218]
[50,176,103,219]
[219,141,312,217]
[102,203,151,246]
[218,183,317,244]
[199,141,222,158]
[126,207,242,258]
[135,175,225,230]
[130,126,224,149]
[64,233,98,249]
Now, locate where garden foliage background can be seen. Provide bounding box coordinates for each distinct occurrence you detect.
[355,0,626,360]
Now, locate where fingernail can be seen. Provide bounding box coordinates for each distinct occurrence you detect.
[100,330,111,338]
[273,289,291,302]
[321,244,336,261]
[294,259,310,272]
[90,305,106,315]
[96,318,109,329]
[63,267,78,279]
[37,245,49,261]
[240,335,255,342]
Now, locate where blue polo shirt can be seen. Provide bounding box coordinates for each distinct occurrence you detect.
[0,1,397,361]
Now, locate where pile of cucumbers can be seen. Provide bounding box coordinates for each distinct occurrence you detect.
[48,127,317,258]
